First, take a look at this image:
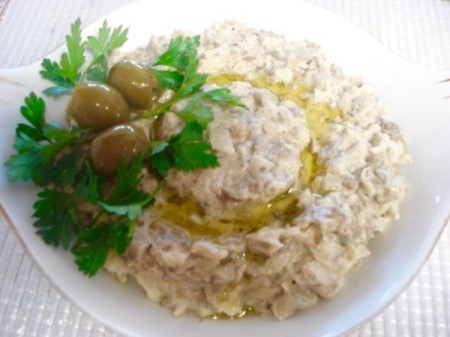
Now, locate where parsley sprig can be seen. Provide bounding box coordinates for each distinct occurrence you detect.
[40,19,85,96]
[4,92,85,186]
[72,217,135,276]
[143,36,245,176]
[150,121,219,176]
[40,19,128,96]
[84,21,128,83]
[5,93,157,275]
[72,157,160,276]
[144,36,245,125]
[5,19,245,277]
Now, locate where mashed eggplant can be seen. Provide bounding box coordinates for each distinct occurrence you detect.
[105,21,410,320]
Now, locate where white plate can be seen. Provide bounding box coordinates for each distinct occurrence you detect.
[0,1,449,336]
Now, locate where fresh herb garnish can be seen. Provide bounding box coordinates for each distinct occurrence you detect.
[144,35,245,175]
[85,21,128,83]
[40,19,128,96]
[150,121,219,176]
[72,157,159,276]
[33,189,81,249]
[4,92,85,185]
[40,19,86,96]
[5,19,245,277]
[98,156,154,220]
[145,36,245,125]
[4,92,148,276]
[72,217,135,277]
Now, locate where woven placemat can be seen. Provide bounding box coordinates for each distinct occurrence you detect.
[0,0,449,336]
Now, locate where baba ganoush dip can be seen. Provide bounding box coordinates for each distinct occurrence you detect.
[104,21,411,320]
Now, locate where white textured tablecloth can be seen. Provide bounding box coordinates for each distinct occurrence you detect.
[0,1,449,336]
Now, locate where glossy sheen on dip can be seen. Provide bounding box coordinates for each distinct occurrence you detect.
[105,21,411,320]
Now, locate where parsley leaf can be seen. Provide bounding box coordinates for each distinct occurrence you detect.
[5,93,49,184]
[107,155,144,201]
[74,158,163,276]
[40,123,80,166]
[99,195,151,220]
[85,21,128,83]
[175,58,207,99]
[48,151,78,186]
[170,121,219,171]
[143,35,245,126]
[27,161,100,255]
[151,36,200,70]
[149,151,171,176]
[63,18,85,81]
[74,162,100,203]
[72,218,135,276]
[5,134,45,184]
[149,36,201,93]
[99,156,154,220]
[15,92,47,141]
[19,92,45,130]
[145,36,230,176]
[40,19,128,94]
[4,93,85,186]
[201,88,246,108]
[149,69,184,91]
[33,189,80,249]
[40,59,76,96]
[150,121,219,176]
[40,19,85,96]
[175,95,214,126]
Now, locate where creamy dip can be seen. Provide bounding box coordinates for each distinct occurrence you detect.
[105,21,410,320]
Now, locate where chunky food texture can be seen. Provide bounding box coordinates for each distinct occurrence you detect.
[5,20,410,320]
[105,21,411,319]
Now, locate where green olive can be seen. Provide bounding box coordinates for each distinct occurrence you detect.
[90,124,148,176]
[108,60,161,109]
[67,83,130,132]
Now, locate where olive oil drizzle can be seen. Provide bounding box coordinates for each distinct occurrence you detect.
[207,74,341,141]
[156,188,300,237]
[209,305,257,320]
[207,74,341,184]
[155,75,343,319]
[157,74,341,236]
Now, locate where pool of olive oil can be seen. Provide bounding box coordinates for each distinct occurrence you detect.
[207,74,341,185]
[208,305,258,320]
[157,74,341,236]
[156,189,299,236]
[155,75,343,320]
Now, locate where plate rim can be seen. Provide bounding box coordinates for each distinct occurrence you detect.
[1,0,450,336]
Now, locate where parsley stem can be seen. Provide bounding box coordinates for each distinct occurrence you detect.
[152,179,166,198]
[136,99,176,120]
[69,207,84,234]
[80,58,98,83]
[88,210,104,228]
